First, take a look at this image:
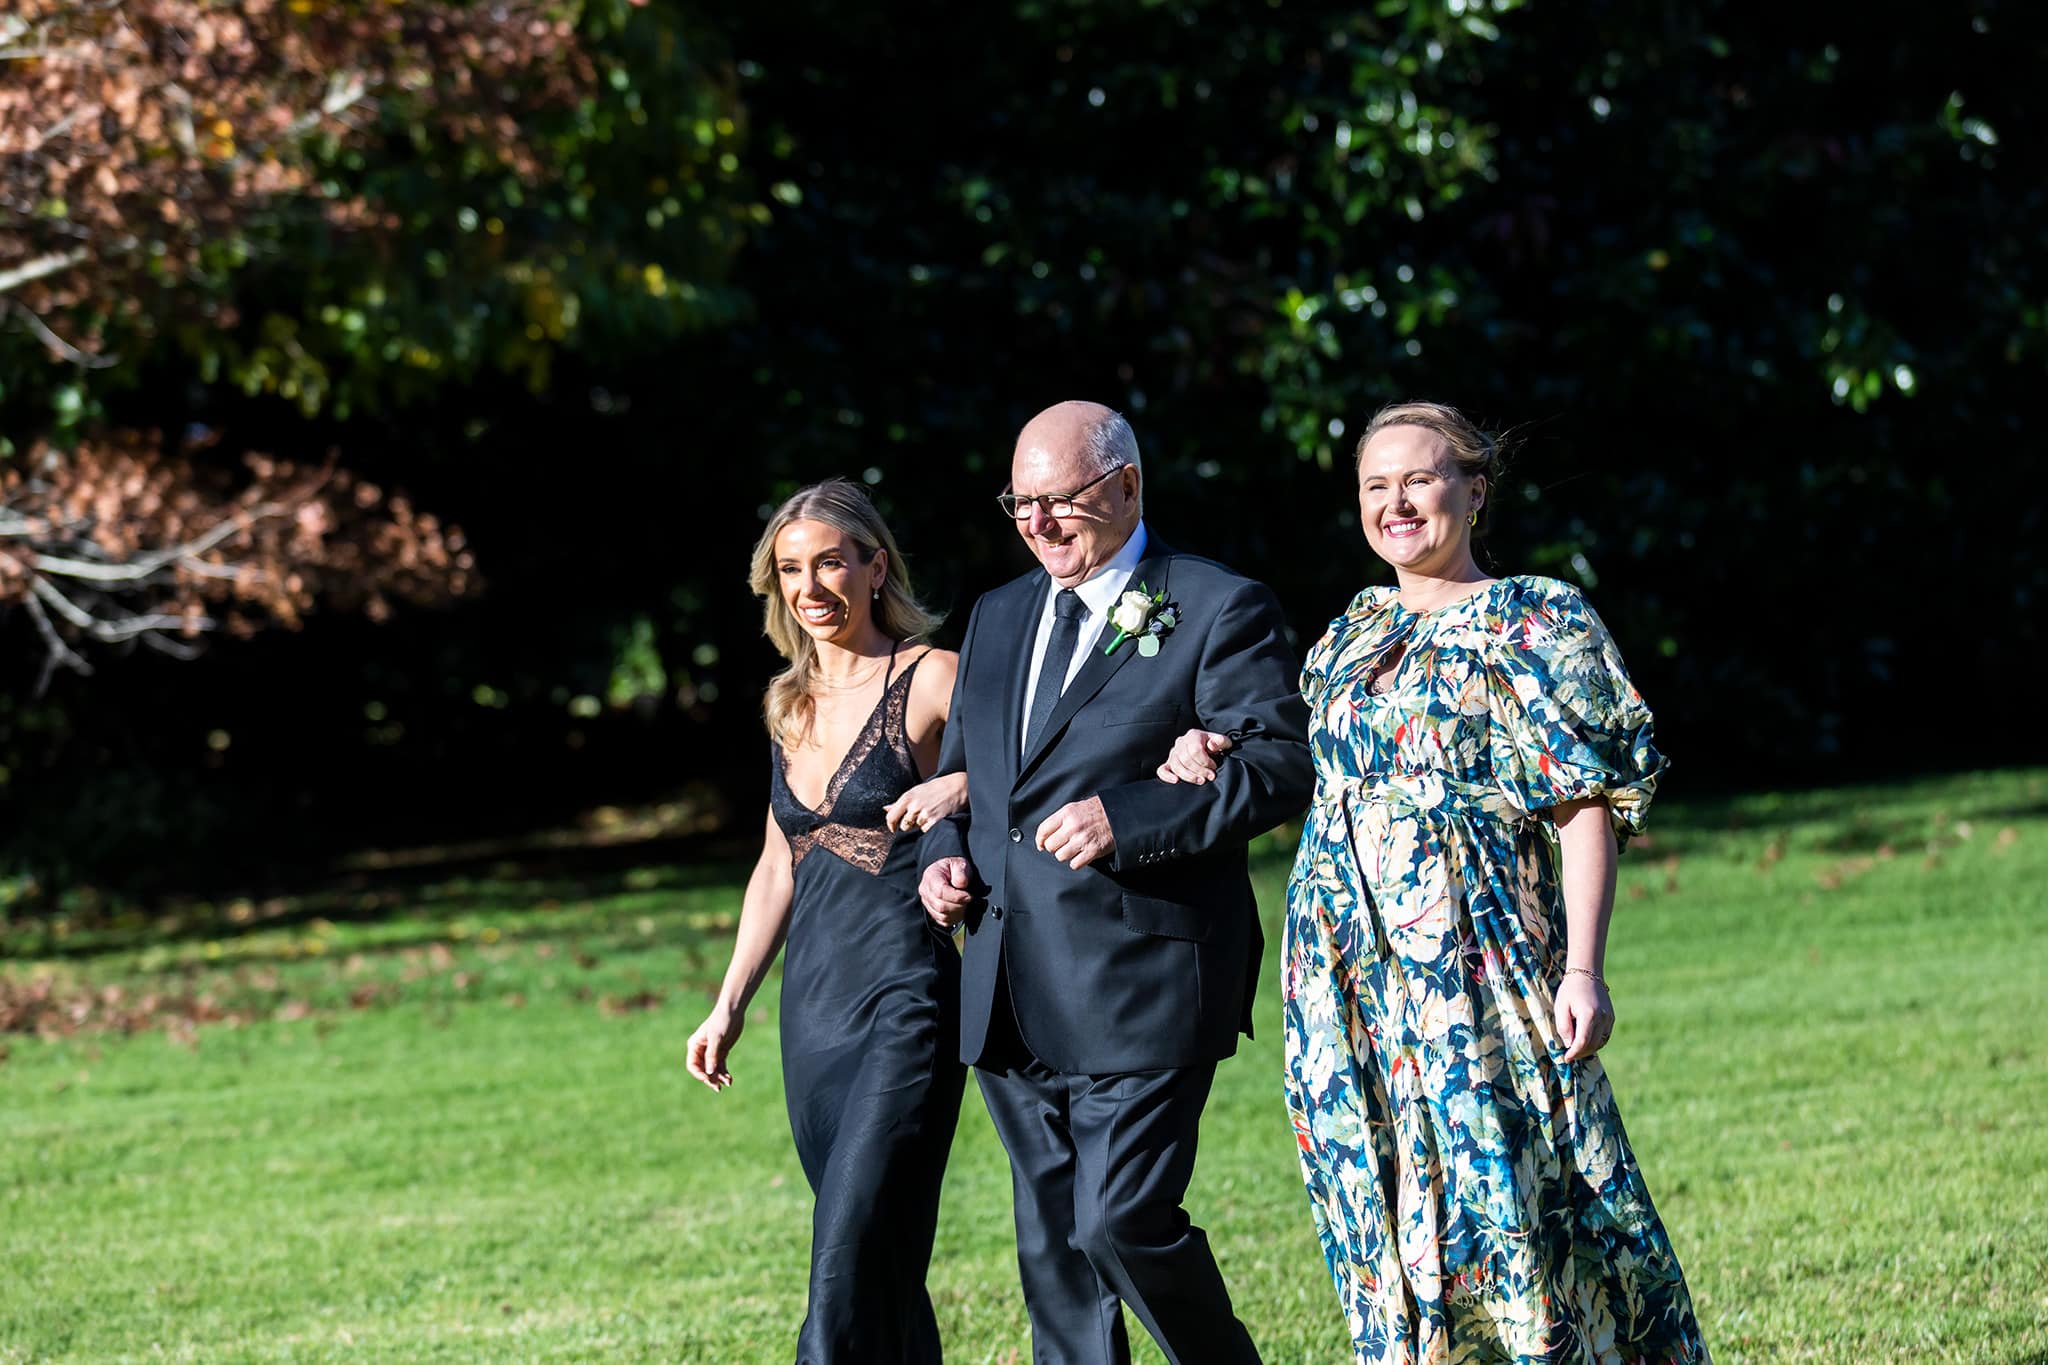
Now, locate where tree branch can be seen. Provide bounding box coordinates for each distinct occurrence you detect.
[29,501,294,582]
[28,569,214,647]
[281,69,376,141]
[23,590,94,695]
[87,609,217,642]
[138,630,206,661]
[27,573,98,629]
[0,247,90,297]
[3,300,119,369]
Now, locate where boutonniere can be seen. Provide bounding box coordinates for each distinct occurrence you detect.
[1103,583,1178,658]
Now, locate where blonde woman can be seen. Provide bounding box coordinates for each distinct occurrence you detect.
[687,478,967,1363]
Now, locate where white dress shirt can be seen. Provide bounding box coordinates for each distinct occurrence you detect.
[1019,521,1150,753]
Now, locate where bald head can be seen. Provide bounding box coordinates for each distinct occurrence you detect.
[1015,401,1142,480]
[1010,400,1144,588]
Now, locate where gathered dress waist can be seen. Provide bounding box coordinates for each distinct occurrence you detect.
[1311,768,1519,826]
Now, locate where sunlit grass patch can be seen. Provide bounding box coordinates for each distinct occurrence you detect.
[2,771,2044,1362]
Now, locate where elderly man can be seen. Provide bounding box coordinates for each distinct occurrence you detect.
[919,401,1311,1364]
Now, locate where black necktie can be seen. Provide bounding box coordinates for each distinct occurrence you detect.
[1024,589,1085,754]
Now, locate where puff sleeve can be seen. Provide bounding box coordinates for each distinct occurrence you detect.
[1300,588,1377,713]
[1484,577,1667,842]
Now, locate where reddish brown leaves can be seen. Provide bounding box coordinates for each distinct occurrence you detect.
[0,428,478,680]
[0,974,238,1039]
[0,0,593,340]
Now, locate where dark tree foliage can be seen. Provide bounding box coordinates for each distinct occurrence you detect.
[694,0,2042,772]
[2,0,2041,897]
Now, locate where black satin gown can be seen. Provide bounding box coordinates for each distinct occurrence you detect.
[769,651,966,1363]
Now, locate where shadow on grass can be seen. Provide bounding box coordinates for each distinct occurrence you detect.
[1610,769,2048,860]
[3,821,758,964]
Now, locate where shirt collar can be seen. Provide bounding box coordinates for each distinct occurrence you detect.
[1065,520,1149,620]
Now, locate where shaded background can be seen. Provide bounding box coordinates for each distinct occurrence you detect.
[2,0,2042,899]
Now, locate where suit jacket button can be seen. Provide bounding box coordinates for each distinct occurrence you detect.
[1009,827,1022,843]
[991,906,1004,919]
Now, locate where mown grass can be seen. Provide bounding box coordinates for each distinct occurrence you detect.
[2,770,2045,1363]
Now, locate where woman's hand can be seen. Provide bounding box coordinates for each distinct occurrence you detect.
[686,1005,742,1091]
[885,771,969,833]
[1554,971,1615,1063]
[1156,729,1234,784]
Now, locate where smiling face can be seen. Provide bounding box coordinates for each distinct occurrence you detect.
[1357,423,1485,576]
[772,518,886,646]
[1011,403,1142,589]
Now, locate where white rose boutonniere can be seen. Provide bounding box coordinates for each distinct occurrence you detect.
[1110,591,1152,635]
[1102,582,1178,658]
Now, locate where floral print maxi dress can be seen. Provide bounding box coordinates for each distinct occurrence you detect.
[1283,575,1709,1365]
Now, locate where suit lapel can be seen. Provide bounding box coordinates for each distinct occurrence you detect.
[994,577,1051,784]
[1018,543,1175,781]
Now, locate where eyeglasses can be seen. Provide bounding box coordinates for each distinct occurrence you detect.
[996,465,1128,521]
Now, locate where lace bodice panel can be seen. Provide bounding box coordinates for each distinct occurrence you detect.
[770,656,924,874]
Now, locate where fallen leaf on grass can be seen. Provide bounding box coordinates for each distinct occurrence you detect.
[1814,855,1875,891]
[599,990,665,1016]
[1994,826,2019,851]
[2,977,242,1039]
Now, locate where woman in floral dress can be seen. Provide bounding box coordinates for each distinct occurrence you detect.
[1163,402,1709,1363]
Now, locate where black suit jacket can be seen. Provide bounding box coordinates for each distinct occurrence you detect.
[919,537,1312,1073]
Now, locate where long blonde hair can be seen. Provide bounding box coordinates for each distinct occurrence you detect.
[748,478,939,749]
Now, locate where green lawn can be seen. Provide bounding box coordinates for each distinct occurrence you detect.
[3,770,2046,1363]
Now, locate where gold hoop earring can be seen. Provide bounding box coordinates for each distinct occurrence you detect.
[1468,508,1480,528]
